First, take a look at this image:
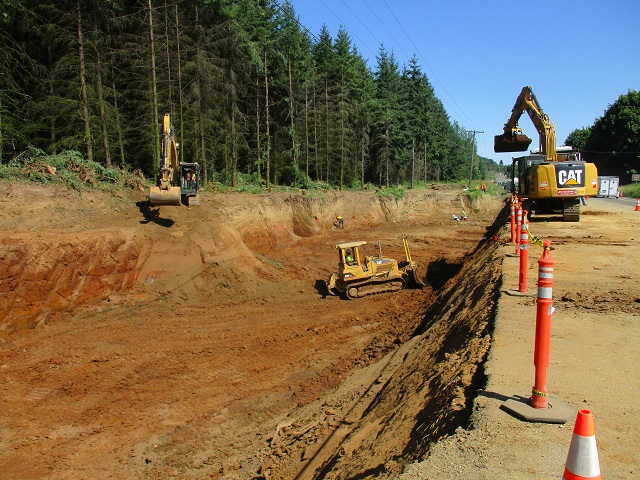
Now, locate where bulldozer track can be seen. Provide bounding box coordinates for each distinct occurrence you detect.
[346,277,405,299]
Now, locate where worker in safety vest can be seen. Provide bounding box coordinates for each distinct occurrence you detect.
[345,249,355,265]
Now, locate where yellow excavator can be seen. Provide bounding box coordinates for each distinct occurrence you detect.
[325,238,424,299]
[149,113,200,206]
[495,86,598,222]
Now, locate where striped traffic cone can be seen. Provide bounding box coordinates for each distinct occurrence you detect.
[635,198,640,211]
[563,410,601,479]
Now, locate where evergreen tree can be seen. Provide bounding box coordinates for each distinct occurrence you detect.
[371,44,403,186]
[0,0,478,187]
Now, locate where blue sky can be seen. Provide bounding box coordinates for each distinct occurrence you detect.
[289,0,640,164]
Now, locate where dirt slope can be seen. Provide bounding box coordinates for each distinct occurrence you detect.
[0,183,502,479]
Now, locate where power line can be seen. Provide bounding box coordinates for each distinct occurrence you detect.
[270,0,476,154]
[309,0,480,131]
[318,0,379,59]
[380,0,479,130]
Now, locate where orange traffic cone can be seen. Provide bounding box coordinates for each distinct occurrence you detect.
[635,198,640,211]
[563,410,601,479]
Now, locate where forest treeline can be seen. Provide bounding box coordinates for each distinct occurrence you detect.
[0,0,495,189]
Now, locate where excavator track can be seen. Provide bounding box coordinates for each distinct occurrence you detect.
[345,277,405,299]
[563,198,581,222]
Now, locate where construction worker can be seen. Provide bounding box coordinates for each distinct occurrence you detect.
[345,249,354,265]
[336,215,344,229]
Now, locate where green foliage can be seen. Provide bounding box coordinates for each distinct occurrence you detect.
[466,189,484,202]
[0,0,479,190]
[583,90,640,183]
[564,127,591,151]
[619,182,640,199]
[3,147,146,190]
[378,186,404,200]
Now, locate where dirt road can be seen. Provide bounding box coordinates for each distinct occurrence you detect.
[1,184,638,479]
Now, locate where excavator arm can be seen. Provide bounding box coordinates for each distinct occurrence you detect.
[149,114,183,206]
[494,86,557,161]
[158,114,179,189]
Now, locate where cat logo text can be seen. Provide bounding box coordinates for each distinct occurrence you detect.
[556,165,585,187]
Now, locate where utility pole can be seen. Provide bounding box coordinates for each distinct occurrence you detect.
[467,130,483,189]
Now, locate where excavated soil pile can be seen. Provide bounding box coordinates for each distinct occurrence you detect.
[0,182,505,479]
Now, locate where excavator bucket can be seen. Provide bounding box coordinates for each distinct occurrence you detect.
[149,186,181,206]
[494,133,532,153]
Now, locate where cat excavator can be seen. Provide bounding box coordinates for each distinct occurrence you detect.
[495,86,598,221]
[149,113,200,206]
[325,238,424,299]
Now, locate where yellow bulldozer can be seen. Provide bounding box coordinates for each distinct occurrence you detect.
[325,238,424,299]
[149,113,200,206]
[495,86,598,222]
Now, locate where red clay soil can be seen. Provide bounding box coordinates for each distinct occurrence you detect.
[1,183,504,479]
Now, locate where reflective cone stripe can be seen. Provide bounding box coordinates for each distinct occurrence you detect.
[563,410,601,480]
[510,202,516,242]
[515,205,522,254]
[538,266,553,299]
[518,211,529,292]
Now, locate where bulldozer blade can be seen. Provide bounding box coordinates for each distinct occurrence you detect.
[325,272,339,296]
[410,264,426,287]
[149,186,182,206]
[494,133,532,153]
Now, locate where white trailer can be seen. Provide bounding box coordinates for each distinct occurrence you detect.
[597,176,619,198]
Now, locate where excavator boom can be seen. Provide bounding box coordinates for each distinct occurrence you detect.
[494,86,557,161]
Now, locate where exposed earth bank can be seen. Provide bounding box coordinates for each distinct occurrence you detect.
[1,184,638,479]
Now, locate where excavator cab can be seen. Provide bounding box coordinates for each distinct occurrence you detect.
[178,163,200,206]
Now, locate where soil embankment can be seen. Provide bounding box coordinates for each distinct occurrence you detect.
[1,183,510,479]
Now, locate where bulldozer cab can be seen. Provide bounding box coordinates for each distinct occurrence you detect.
[336,241,367,277]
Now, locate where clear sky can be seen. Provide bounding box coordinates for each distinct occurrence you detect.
[288,0,640,165]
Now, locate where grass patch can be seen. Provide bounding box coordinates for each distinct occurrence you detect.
[620,182,640,198]
[378,186,405,199]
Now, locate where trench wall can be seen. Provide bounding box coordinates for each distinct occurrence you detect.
[308,204,510,478]
[1,187,466,333]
